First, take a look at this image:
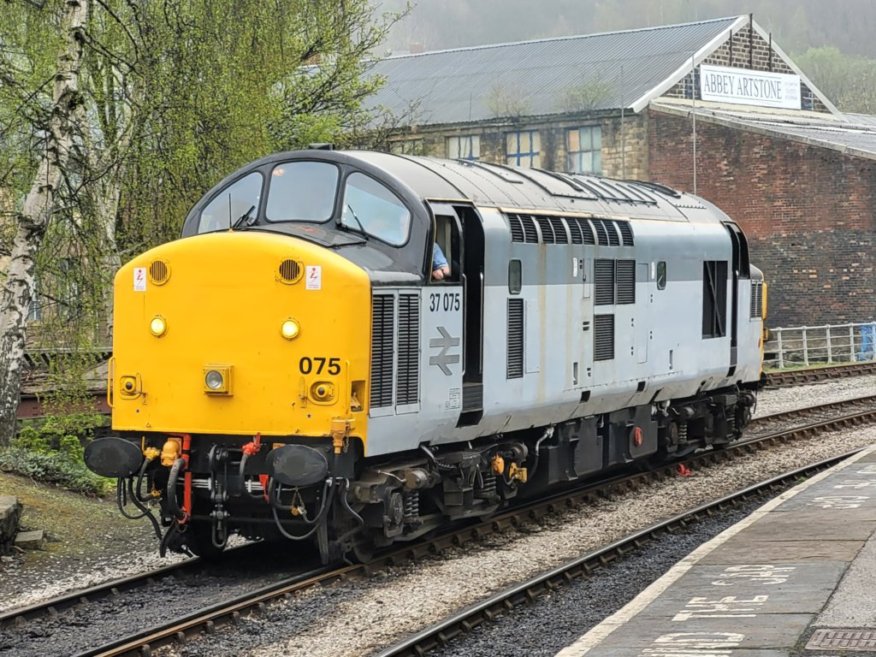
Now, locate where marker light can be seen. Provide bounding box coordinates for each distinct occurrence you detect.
[205,370,224,390]
[281,319,300,340]
[150,316,167,337]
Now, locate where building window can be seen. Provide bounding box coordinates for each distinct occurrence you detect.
[390,139,424,156]
[505,130,540,168]
[567,126,602,174]
[446,135,480,161]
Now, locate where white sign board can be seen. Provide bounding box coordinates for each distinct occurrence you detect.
[699,64,801,110]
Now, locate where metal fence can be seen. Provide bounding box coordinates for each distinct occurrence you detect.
[765,322,876,369]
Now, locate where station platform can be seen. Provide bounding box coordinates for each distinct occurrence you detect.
[556,445,876,657]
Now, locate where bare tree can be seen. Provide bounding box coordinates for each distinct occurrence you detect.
[0,0,88,446]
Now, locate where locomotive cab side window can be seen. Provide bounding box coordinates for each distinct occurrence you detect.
[341,172,411,246]
[197,172,263,234]
[431,214,459,282]
[656,261,667,290]
[265,161,339,222]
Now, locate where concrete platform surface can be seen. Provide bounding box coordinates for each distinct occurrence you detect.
[556,445,876,657]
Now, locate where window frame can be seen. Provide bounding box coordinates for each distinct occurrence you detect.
[566,125,603,174]
[446,134,481,161]
[197,171,264,234]
[341,171,413,247]
[263,160,341,224]
[505,130,541,168]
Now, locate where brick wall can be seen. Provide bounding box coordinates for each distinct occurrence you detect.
[648,108,876,327]
[663,22,828,113]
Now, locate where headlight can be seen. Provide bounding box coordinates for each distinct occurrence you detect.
[203,366,232,394]
[281,319,300,340]
[205,370,224,390]
[150,315,167,337]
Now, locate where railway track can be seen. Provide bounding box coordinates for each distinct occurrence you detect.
[764,360,876,388]
[372,448,862,657]
[5,394,876,657]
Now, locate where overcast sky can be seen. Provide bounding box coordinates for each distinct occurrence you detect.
[378,0,876,58]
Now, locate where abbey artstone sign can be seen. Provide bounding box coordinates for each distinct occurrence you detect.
[699,64,801,110]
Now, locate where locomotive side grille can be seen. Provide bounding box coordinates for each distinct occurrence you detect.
[396,293,420,405]
[594,259,615,305]
[549,217,569,244]
[617,221,635,246]
[750,281,763,318]
[370,295,395,408]
[593,314,615,361]
[535,216,555,244]
[508,214,525,242]
[581,219,596,245]
[592,219,610,246]
[521,215,539,243]
[507,298,524,379]
[605,221,621,246]
[568,218,584,244]
[616,259,636,304]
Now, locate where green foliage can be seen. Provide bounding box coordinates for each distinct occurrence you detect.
[487,84,531,119]
[793,47,876,114]
[1,411,112,496]
[0,446,113,497]
[2,0,402,361]
[557,77,617,113]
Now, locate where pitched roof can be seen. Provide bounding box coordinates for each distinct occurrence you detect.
[651,101,876,161]
[366,16,742,127]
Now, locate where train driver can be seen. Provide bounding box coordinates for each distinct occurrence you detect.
[432,243,451,280]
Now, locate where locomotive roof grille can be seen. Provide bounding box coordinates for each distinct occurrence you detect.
[508,214,632,247]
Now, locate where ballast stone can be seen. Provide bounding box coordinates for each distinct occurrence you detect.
[0,496,23,553]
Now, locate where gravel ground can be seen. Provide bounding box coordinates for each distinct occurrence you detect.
[165,426,876,657]
[1,374,873,656]
[0,543,318,657]
[755,373,876,418]
[0,471,183,614]
[432,496,768,657]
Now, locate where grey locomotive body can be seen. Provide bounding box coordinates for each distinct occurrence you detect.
[347,151,763,552]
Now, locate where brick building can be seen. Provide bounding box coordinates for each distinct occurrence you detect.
[367,15,876,328]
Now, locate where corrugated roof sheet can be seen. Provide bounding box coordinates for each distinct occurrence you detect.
[366,16,739,126]
[652,102,876,160]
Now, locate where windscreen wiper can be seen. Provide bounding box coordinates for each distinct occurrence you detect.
[231,205,256,231]
[341,204,370,240]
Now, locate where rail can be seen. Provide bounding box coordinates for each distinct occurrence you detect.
[14,394,874,657]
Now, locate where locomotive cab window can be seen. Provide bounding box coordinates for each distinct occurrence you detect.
[341,172,411,246]
[431,214,458,282]
[656,261,667,290]
[265,161,338,222]
[198,172,263,234]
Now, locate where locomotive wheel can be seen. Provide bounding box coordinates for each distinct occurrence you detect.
[351,535,376,563]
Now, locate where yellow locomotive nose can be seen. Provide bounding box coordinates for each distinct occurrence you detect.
[111,231,370,439]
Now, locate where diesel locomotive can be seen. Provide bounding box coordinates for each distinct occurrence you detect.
[85,150,766,562]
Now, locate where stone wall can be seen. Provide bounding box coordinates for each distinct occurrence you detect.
[393,112,649,180]
[0,496,22,554]
[647,108,876,328]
